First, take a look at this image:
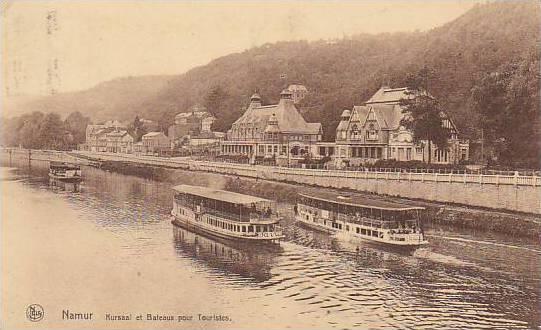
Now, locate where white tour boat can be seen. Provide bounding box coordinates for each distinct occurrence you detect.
[171,185,285,243]
[295,191,428,249]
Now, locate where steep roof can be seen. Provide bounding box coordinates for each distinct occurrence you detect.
[350,104,403,130]
[365,87,410,105]
[106,130,130,137]
[233,98,321,134]
[288,84,308,92]
[143,131,166,137]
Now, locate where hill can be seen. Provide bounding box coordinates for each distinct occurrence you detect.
[3,1,540,166]
[4,75,174,121]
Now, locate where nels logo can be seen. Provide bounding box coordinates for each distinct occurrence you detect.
[26,304,44,322]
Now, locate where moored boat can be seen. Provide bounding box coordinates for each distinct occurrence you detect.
[48,161,82,183]
[171,184,284,242]
[295,191,428,249]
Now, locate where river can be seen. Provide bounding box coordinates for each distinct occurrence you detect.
[2,160,540,329]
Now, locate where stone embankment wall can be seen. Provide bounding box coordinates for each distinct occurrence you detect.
[3,149,540,215]
[190,162,541,215]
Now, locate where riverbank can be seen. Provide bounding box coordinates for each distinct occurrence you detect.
[98,158,541,239]
[3,149,540,238]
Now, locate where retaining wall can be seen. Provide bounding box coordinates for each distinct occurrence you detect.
[3,149,539,214]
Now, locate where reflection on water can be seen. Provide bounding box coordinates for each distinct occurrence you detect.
[2,160,540,329]
[173,226,281,283]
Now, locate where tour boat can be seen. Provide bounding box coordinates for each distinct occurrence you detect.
[48,161,82,183]
[295,191,428,249]
[171,184,285,242]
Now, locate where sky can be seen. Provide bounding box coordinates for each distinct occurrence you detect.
[2,1,478,97]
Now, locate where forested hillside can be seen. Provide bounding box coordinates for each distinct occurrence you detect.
[3,1,540,167]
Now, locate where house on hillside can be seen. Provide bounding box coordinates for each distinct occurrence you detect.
[83,120,129,152]
[287,84,308,104]
[168,105,216,149]
[221,90,322,164]
[105,130,134,153]
[142,132,170,155]
[330,86,469,165]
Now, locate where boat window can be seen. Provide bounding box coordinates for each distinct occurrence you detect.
[242,226,246,233]
[248,225,253,232]
[356,227,360,234]
[346,225,349,231]
[372,230,379,237]
[361,228,366,235]
[366,229,371,236]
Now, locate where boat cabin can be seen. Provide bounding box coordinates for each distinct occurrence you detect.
[49,161,82,178]
[173,185,278,223]
[297,191,425,237]
[172,185,284,240]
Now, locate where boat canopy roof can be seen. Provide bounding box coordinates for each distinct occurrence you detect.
[50,161,80,170]
[173,184,271,205]
[299,191,425,211]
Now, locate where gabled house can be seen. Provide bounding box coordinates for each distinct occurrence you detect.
[331,86,469,165]
[142,132,170,155]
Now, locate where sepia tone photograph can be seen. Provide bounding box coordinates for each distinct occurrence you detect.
[1,0,540,329]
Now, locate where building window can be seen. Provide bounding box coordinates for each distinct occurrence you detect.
[350,124,361,140]
[366,124,378,140]
[282,146,287,154]
[273,145,278,153]
[259,145,264,153]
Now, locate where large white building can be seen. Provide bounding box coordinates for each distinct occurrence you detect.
[221,89,322,162]
[331,86,469,165]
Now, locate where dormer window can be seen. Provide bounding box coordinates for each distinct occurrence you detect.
[350,124,361,140]
[366,124,378,140]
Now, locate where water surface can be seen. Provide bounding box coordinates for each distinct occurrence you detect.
[2,161,539,329]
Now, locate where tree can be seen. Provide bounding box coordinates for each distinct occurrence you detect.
[399,69,449,164]
[471,55,540,168]
[131,115,147,142]
[204,85,229,119]
[64,111,91,146]
[17,112,46,149]
[39,113,65,150]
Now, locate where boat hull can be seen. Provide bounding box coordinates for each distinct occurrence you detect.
[295,214,427,249]
[48,173,82,183]
[171,212,284,243]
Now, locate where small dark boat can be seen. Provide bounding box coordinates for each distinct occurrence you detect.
[49,161,82,183]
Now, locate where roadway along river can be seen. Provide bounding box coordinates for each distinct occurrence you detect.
[2,160,540,329]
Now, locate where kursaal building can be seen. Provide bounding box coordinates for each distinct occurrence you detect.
[221,86,470,166]
[221,89,323,165]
